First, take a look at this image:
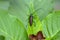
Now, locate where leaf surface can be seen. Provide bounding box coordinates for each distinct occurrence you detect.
[42,11,60,40]
[0,2,29,40]
[8,0,54,27]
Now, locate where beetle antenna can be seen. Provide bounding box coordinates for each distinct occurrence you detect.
[31,8,42,15]
[24,3,42,15]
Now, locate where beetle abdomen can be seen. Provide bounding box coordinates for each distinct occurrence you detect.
[29,14,33,26]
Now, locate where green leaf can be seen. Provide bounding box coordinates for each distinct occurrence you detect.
[0,12,29,40]
[33,0,54,21]
[0,1,9,17]
[42,11,60,40]
[0,4,29,40]
[0,1,10,10]
[0,35,5,40]
[27,14,42,35]
[7,0,54,27]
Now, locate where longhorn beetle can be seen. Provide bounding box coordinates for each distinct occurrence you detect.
[29,14,33,26]
[24,3,42,26]
[29,8,41,26]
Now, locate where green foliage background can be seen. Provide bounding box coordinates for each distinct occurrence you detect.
[0,0,60,40]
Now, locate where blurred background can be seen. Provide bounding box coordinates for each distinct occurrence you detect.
[55,0,60,10]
